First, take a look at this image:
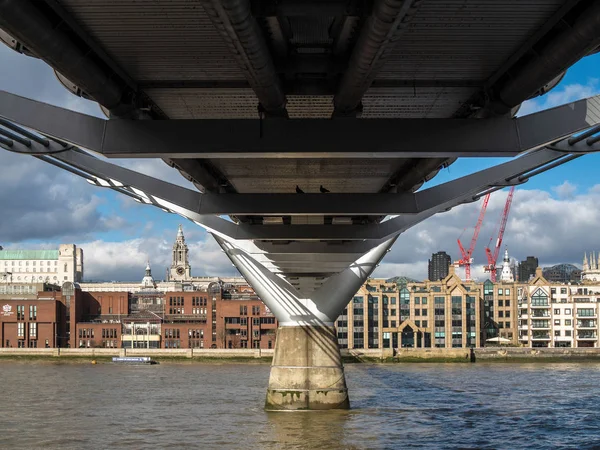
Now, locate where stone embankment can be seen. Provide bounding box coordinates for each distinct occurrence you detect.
[2,347,600,362]
[0,347,274,359]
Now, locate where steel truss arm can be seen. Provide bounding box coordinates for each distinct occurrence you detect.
[0,145,584,240]
[0,122,592,219]
[1,91,599,159]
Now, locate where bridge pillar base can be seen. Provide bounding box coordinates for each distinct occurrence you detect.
[265,325,349,411]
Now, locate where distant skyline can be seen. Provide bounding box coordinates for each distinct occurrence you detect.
[1,44,600,281]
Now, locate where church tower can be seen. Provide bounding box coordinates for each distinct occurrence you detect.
[170,224,191,281]
[500,248,514,282]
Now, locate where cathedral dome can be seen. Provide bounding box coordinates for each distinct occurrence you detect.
[141,260,156,288]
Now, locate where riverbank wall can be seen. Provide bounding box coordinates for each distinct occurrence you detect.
[3,347,600,362]
[474,347,600,361]
[0,347,275,359]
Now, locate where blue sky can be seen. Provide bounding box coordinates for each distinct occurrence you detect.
[1,43,600,281]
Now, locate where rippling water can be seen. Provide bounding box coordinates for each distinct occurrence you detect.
[1,361,600,449]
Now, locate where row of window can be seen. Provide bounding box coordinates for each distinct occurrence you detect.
[165,328,180,339]
[238,305,263,316]
[3,260,58,266]
[225,317,275,325]
[15,305,37,321]
[16,322,37,338]
[169,297,185,306]
[101,328,118,339]
[79,328,94,338]
[191,297,208,306]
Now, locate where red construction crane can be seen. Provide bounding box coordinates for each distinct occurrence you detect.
[454,193,490,281]
[484,186,515,282]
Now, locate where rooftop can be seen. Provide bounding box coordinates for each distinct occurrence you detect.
[0,250,59,260]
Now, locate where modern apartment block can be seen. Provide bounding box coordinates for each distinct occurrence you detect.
[518,268,599,348]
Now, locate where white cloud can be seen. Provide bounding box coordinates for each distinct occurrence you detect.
[373,185,600,280]
[518,79,600,116]
[552,181,577,199]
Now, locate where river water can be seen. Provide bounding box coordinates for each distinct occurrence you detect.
[1,361,600,449]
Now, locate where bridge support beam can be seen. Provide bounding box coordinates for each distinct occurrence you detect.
[214,234,397,411]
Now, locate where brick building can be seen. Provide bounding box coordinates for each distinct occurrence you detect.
[0,283,66,348]
[69,282,277,349]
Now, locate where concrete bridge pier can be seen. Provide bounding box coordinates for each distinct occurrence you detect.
[214,235,398,411]
[266,324,348,410]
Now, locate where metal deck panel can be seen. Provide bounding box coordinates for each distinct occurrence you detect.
[377,0,564,81]
[362,87,478,118]
[58,0,246,81]
[210,158,410,194]
[144,88,260,119]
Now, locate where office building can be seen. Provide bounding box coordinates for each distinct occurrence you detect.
[518,256,539,282]
[0,245,83,284]
[543,263,582,283]
[428,251,451,281]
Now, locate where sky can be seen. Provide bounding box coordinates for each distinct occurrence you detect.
[1,44,600,282]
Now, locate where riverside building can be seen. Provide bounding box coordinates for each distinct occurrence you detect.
[0,245,83,284]
[337,267,486,350]
[518,268,600,348]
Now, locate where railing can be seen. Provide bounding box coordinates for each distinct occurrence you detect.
[531,333,550,339]
[577,332,597,339]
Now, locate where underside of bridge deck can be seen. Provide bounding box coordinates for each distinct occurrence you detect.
[1,0,600,410]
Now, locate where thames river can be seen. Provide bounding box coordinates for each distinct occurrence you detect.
[1,361,600,449]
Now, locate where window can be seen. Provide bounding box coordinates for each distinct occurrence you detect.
[422,298,428,305]
[561,288,567,295]
[30,322,37,338]
[505,311,510,318]
[422,309,427,316]
[554,320,560,326]
[29,305,37,320]
[498,289,503,295]
[554,309,560,315]
[565,319,572,326]
[565,330,572,337]
[414,297,420,305]
[506,289,510,295]
[565,308,572,315]
[498,300,504,307]
[577,308,594,317]
[555,330,561,336]
[422,320,428,328]
[17,305,24,321]
[531,289,549,306]
[17,322,24,337]
[505,300,510,307]
[505,322,510,328]
[415,309,420,316]
[499,311,504,318]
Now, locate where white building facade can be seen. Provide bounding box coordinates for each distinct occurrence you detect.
[0,244,83,285]
[582,251,600,281]
[518,269,599,348]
